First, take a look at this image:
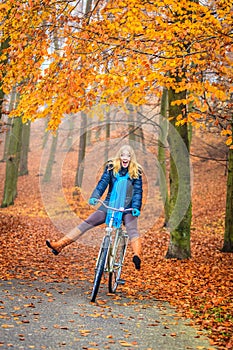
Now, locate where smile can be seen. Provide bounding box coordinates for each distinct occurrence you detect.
[122,160,129,167]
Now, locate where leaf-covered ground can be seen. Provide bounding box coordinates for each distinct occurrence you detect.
[0,128,232,349]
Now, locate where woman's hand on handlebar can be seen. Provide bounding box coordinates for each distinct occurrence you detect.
[132,208,140,217]
[88,198,98,206]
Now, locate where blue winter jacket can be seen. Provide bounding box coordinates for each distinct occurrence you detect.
[91,163,143,211]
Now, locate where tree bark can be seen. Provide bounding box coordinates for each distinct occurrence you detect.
[0,37,10,121]
[19,121,31,176]
[75,111,87,188]
[158,88,169,225]
[2,88,17,161]
[165,87,192,259]
[42,117,49,149]
[1,117,23,207]
[128,105,136,145]
[104,110,110,162]
[222,147,233,252]
[42,131,58,183]
[74,0,92,189]
[66,115,74,151]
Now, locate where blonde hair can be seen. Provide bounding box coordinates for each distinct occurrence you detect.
[107,145,143,179]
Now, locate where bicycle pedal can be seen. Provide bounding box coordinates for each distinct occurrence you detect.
[117,279,126,285]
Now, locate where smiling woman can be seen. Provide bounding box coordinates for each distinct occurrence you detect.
[46,144,144,270]
[120,150,131,168]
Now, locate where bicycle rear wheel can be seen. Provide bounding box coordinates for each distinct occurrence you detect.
[91,236,110,302]
[108,233,127,293]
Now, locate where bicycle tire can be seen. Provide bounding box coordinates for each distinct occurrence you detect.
[108,233,127,293]
[91,236,110,302]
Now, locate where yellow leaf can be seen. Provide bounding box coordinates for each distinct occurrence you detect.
[221,129,232,136]
[119,340,135,347]
[1,324,14,328]
[226,137,232,146]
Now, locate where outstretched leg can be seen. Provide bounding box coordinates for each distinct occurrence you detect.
[131,237,142,270]
[46,210,106,255]
[124,213,142,270]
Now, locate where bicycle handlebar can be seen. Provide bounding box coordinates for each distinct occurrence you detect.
[95,199,133,212]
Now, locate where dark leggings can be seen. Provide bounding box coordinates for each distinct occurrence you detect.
[77,210,139,241]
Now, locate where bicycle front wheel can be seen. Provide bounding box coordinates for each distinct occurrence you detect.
[108,233,127,293]
[91,236,110,302]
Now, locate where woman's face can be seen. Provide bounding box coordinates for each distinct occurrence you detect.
[120,150,131,168]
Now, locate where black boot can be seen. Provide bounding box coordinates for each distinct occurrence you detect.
[133,255,141,270]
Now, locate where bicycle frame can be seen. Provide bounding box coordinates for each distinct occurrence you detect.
[90,200,132,302]
[107,227,128,271]
[94,204,129,271]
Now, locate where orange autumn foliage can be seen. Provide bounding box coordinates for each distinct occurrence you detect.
[0,0,232,138]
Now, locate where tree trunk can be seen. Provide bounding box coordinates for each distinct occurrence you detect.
[74,0,93,188]
[1,117,23,207]
[42,131,58,183]
[158,88,169,225]
[0,37,10,121]
[42,117,49,149]
[139,126,148,168]
[2,87,17,161]
[104,110,110,162]
[66,116,74,151]
[222,147,233,252]
[127,104,136,145]
[165,87,192,259]
[75,111,87,188]
[95,118,101,142]
[2,119,12,162]
[19,121,31,176]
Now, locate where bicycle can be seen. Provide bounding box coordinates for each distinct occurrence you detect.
[90,200,132,302]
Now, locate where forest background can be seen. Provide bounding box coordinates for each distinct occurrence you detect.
[0,0,233,349]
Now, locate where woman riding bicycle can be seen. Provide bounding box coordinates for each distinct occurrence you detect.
[46,144,143,270]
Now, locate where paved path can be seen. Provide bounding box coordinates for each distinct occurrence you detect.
[0,279,216,350]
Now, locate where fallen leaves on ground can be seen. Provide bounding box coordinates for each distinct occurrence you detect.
[0,131,232,349]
